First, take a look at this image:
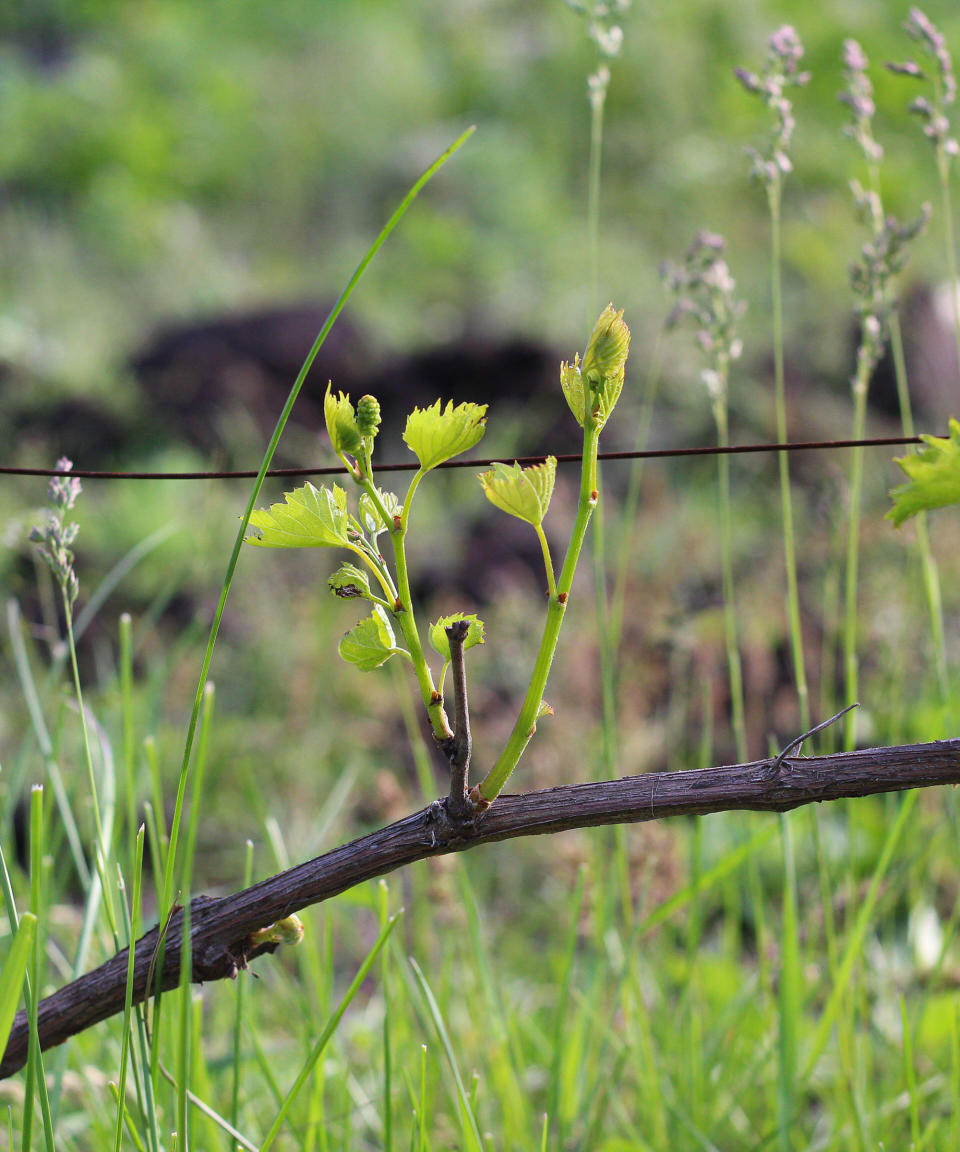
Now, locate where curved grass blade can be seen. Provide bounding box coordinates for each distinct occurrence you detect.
[160,125,476,918]
[258,911,401,1151]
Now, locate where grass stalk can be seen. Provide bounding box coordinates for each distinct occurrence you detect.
[409,956,484,1152]
[768,184,810,734]
[714,399,748,762]
[114,828,146,1152]
[777,813,800,1150]
[27,786,55,1152]
[380,880,393,1152]
[802,788,918,1078]
[842,353,869,750]
[230,839,255,1140]
[259,913,401,1151]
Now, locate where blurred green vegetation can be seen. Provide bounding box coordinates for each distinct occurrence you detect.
[0,0,958,389]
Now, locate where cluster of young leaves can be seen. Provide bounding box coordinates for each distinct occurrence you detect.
[244,304,630,801]
[888,418,960,526]
[244,382,559,705]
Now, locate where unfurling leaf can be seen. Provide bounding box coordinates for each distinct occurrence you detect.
[246,483,350,548]
[560,355,586,427]
[562,304,630,429]
[478,457,557,527]
[887,418,960,526]
[324,385,363,456]
[328,562,372,599]
[429,613,486,661]
[536,700,554,720]
[403,400,487,471]
[339,605,404,670]
[358,488,401,537]
[582,303,631,385]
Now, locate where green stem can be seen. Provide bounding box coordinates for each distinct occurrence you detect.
[768,181,810,733]
[843,358,869,750]
[347,540,396,604]
[535,523,557,600]
[63,598,106,858]
[714,398,748,763]
[480,422,601,801]
[385,468,451,741]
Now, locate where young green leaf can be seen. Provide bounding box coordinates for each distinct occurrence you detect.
[0,913,35,1059]
[358,488,401,537]
[478,457,557,527]
[339,605,405,670]
[324,385,364,456]
[246,483,350,548]
[328,562,372,599]
[429,613,485,661]
[403,400,487,471]
[560,355,586,427]
[582,303,631,388]
[887,419,960,526]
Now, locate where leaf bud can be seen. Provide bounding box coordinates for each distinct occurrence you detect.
[324,384,364,456]
[581,304,631,388]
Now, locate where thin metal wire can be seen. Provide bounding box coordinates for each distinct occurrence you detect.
[0,433,929,482]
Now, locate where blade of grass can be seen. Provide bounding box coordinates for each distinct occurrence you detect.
[454,863,531,1134]
[547,865,586,1131]
[175,681,215,1146]
[230,839,255,1140]
[26,786,55,1152]
[379,881,394,1152]
[108,1082,148,1152]
[634,823,777,938]
[6,599,89,890]
[408,956,484,1152]
[412,1043,428,1152]
[155,1062,259,1152]
[777,812,800,1151]
[0,912,35,1059]
[114,829,146,1152]
[802,788,918,1078]
[259,911,402,1151]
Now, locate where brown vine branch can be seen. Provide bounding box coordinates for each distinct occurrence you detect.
[2,736,959,1079]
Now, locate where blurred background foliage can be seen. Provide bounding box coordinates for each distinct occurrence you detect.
[1,0,958,386]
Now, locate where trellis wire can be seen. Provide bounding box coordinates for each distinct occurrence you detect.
[0,434,929,482]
